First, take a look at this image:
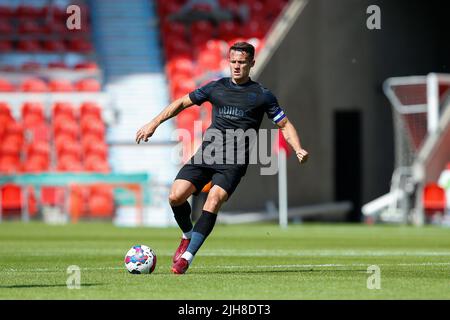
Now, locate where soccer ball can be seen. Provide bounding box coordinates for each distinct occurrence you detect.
[124,245,157,274]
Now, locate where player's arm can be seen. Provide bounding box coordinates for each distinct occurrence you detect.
[136,94,194,144]
[277,117,309,164]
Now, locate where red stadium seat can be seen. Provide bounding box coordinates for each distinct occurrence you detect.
[162,20,186,38]
[43,40,66,52]
[4,122,24,147]
[171,78,196,99]
[191,20,215,40]
[0,156,21,174]
[87,193,114,217]
[265,0,287,17]
[58,141,82,160]
[48,61,69,69]
[0,101,14,127]
[54,120,79,140]
[5,120,23,134]
[84,154,110,173]
[22,102,45,127]
[198,50,222,72]
[0,5,14,17]
[26,123,51,142]
[53,102,76,119]
[22,101,44,118]
[1,136,22,155]
[0,65,15,72]
[200,39,227,57]
[57,154,83,172]
[43,17,69,34]
[423,183,446,216]
[0,40,13,52]
[17,40,42,52]
[18,20,43,34]
[23,113,45,128]
[242,20,269,39]
[41,186,65,207]
[48,79,75,92]
[249,0,267,22]
[26,140,50,158]
[81,134,104,153]
[80,113,104,127]
[89,184,114,198]
[67,38,93,53]
[157,0,183,18]
[16,4,45,18]
[84,141,108,160]
[22,154,49,172]
[74,61,99,71]
[20,78,48,92]
[0,78,15,92]
[80,102,102,118]
[81,120,105,138]
[0,19,13,33]
[175,107,201,136]
[1,184,21,211]
[0,102,13,119]
[0,184,37,216]
[75,78,101,92]
[43,5,67,20]
[163,35,192,60]
[54,133,77,154]
[21,61,41,71]
[218,21,241,40]
[167,57,195,78]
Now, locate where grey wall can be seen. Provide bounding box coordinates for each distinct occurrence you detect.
[221,0,450,218]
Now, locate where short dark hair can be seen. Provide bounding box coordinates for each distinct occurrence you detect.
[229,42,255,60]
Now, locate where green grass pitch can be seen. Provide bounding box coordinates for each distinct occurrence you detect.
[0,221,449,299]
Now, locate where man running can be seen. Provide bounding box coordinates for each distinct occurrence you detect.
[136,42,309,274]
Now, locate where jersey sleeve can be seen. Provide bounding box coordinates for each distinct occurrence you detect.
[188,81,216,106]
[263,89,286,124]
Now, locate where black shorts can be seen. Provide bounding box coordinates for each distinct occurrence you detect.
[175,164,247,199]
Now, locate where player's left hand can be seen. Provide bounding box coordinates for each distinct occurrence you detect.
[296,149,309,164]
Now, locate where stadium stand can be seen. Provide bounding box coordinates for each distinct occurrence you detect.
[1,0,292,225]
[0,0,112,220]
[156,0,289,152]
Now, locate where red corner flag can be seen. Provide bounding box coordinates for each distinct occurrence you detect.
[273,129,292,157]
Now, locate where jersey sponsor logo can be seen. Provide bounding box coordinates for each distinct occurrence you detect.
[218,106,246,119]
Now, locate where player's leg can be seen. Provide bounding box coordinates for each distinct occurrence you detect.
[172,185,228,274]
[172,167,245,274]
[170,165,214,264]
[169,179,196,238]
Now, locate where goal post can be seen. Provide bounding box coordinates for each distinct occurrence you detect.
[362,73,450,224]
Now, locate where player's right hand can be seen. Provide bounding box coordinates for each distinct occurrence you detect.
[136,122,156,144]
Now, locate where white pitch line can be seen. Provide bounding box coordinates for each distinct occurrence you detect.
[5,250,450,258]
[194,262,450,269]
[1,262,449,273]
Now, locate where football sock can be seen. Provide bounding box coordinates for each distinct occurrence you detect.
[171,201,193,236]
[184,210,217,263]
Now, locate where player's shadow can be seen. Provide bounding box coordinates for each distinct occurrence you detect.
[0,283,102,289]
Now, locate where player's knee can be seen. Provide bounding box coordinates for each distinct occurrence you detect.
[168,191,185,206]
[204,195,224,212]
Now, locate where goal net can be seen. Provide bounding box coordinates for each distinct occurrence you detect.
[362,73,450,224]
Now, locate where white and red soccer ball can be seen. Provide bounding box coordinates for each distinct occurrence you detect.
[124,245,157,274]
